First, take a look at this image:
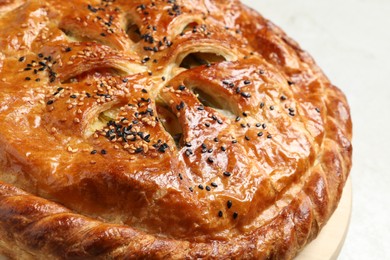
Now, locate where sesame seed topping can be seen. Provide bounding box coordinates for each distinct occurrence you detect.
[218,211,223,217]
[241,92,251,98]
[227,200,232,208]
[223,171,231,177]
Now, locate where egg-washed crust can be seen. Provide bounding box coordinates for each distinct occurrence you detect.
[0,0,352,259]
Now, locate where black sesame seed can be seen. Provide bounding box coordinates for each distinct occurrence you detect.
[46,100,54,105]
[206,186,211,191]
[141,57,150,63]
[91,150,97,154]
[235,116,241,122]
[178,85,185,91]
[241,92,251,98]
[287,80,294,86]
[178,173,183,180]
[207,157,215,163]
[101,149,107,154]
[260,102,265,109]
[227,200,232,209]
[315,108,321,113]
[218,211,223,217]
[185,149,193,157]
[244,80,251,85]
[214,138,219,142]
[280,95,287,101]
[65,47,72,52]
[258,132,264,137]
[223,171,231,177]
[18,56,25,62]
[189,187,194,192]
[205,123,210,127]
[259,70,265,75]
[198,184,204,190]
[221,146,226,152]
[267,134,272,139]
[211,182,218,188]
[233,212,238,219]
[25,77,31,81]
[245,136,250,141]
[158,143,169,153]
[270,106,275,111]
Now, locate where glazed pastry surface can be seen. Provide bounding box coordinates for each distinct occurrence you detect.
[0,0,352,259]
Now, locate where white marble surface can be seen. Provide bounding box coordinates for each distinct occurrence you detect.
[241,0,390,259]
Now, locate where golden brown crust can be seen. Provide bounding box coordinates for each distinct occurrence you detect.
[0,0,352,259]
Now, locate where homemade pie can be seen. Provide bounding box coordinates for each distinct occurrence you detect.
[0,0,352,259]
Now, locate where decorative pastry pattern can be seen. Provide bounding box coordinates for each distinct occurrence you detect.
[0,0,352,259]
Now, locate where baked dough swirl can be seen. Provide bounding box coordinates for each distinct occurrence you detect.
[0,0,352,259]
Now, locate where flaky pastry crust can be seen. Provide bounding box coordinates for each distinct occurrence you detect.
[0,0,352,259]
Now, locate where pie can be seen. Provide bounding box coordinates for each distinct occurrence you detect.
[0,0,352,259]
